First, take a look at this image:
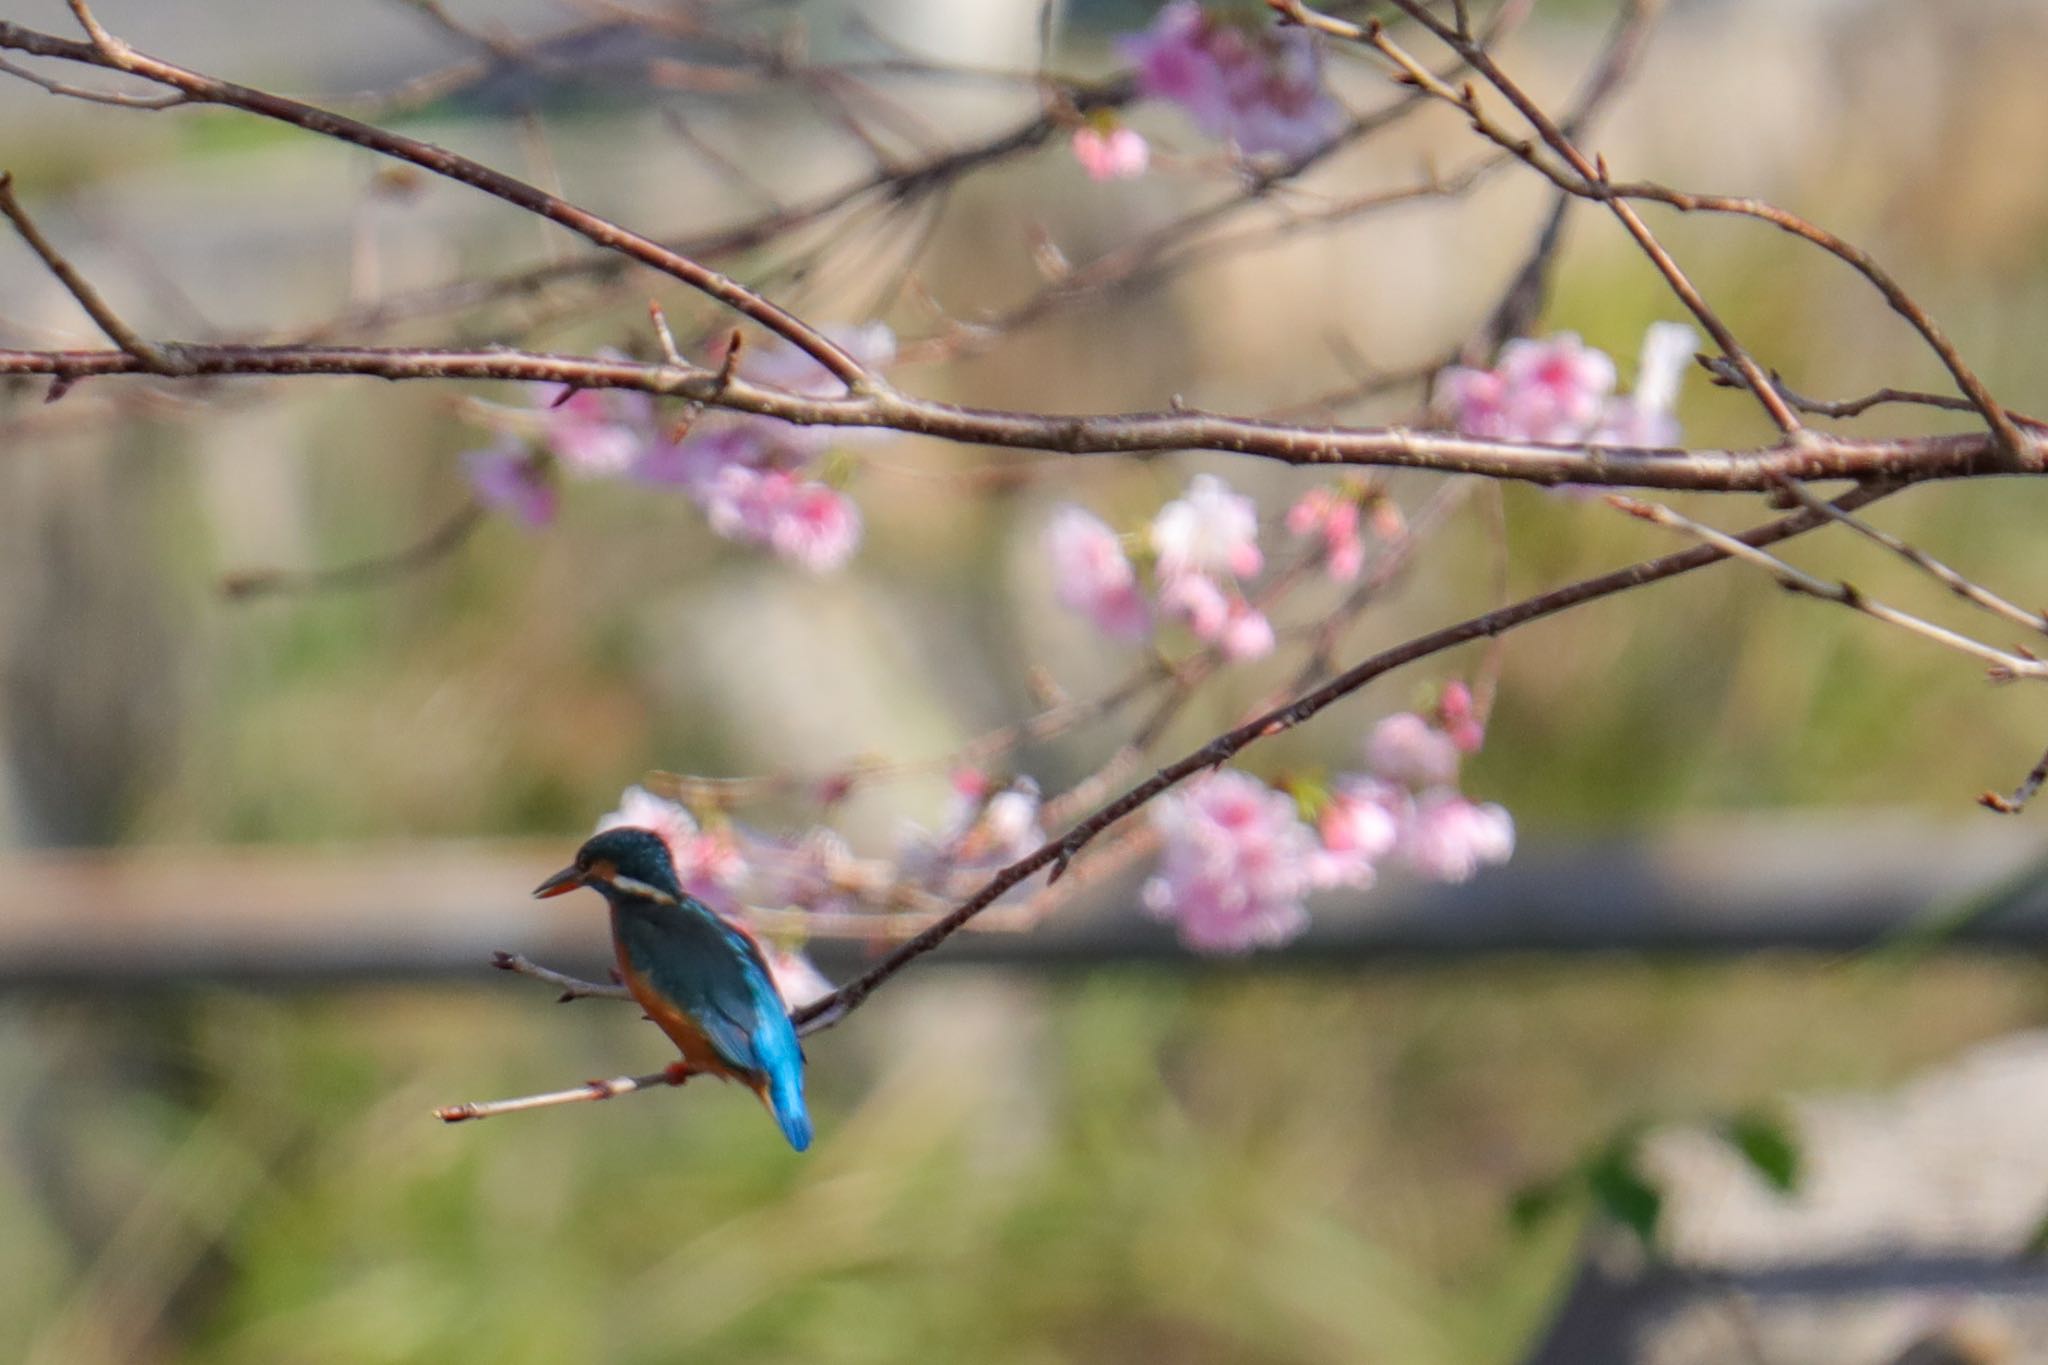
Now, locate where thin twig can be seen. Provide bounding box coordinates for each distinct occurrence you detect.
[435,1069,676,1122]
[218,502,486,599]
[0,172,180,371]
[1608,493,2048,681]
[786,485,1897,1033]
[459,486,1898,1124]
[64,0,128,62]
[1341,3,1801,437]
[1344,0,2025,465]
[1699,356,2048,427]
[647,302,685,369]
[490,950,631,1001]
[1767,476,2048,639]
[0,52,180,106]
[1982,742,2048,815]
[0,15,875,389]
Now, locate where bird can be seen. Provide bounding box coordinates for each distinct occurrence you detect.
[533,825,812,1151]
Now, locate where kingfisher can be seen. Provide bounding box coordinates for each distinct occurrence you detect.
[533,826,812,1151]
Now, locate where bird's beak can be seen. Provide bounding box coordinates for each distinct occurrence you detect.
[533,865,585,899]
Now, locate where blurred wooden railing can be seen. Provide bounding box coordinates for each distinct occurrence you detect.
[3,811,2047,987]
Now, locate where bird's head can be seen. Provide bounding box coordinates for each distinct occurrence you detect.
[533,826,683,905]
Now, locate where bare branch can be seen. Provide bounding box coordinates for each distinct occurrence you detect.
[788,485,1897,1033]
[3,341,2038,490]
[490,951,631,1002]
[0,172,183,372]
[1342,0,2025,465]
[0,17,876,389]
[1338,4,1802,437]
[1608,493,2048,682]
[218,502,486,599]
[1982,743,2048,816]
[1700,356,2048,430]
[1768,476,2048,640]
[0,52,181,107]
[435,1068,677,1122]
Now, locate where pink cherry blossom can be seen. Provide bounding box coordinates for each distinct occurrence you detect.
[1495,334,1617,440]
[462,439,556,528]
[1436,680,1485,754]
[1310,776,1406,889]
[1218,594,1276,659]
[1157,568,1228,637]
[595,785,749,913]
[1072,123,1150,180]
[1286,486,1366,581]
[1399,791,1515,882]
[1142,769,1321,953]
[1157,570,1274,660]
[638,322,893,566]
[1366,711,1463,788]
[462,327,897,562]
[1119,1,1344,160]
[1152,473,1263,580]
[1434,333,1618,443]
[698,465,861,572]
[1045,505,1151,641]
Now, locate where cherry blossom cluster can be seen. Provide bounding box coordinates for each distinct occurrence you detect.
[1046,473,1277,659]
[1074,1,1343,180]
[601,676,1510,963]
[1433,323,1699,446]
[1047,472,1403,658]
[462,326,895,571]
[1143,682,1514,953]
[596,771,1051,997]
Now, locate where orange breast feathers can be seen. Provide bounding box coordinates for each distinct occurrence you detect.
[617,951,752,1085]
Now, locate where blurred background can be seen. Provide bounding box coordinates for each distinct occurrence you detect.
[5,0,2048,1360]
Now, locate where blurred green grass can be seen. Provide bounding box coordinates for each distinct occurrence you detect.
[7,957,2044,1364]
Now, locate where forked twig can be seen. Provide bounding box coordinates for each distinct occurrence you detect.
[1608,494,2048,682]
[1768,476,2048,639]
[0,171,182,372]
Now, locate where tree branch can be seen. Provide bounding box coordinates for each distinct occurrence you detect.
[1608,493,2048,681]
[489,951,631,1002]
[1767,476,2048,640]
[0,171,182,372]
[2,341,2038,490]
[787,484,1896,1033]
[0,16,874,389]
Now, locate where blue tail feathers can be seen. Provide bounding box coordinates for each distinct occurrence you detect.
[766,1062,812,1152]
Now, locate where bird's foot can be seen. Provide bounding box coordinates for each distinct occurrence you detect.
[662,1062,695,1086]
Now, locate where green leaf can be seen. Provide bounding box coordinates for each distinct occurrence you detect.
[1586,1138,1663,1247]
[1721,1110,1801,1194]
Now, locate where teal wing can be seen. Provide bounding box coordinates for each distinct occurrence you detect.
[614,896,813,1149]
[613,898,795,1077]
